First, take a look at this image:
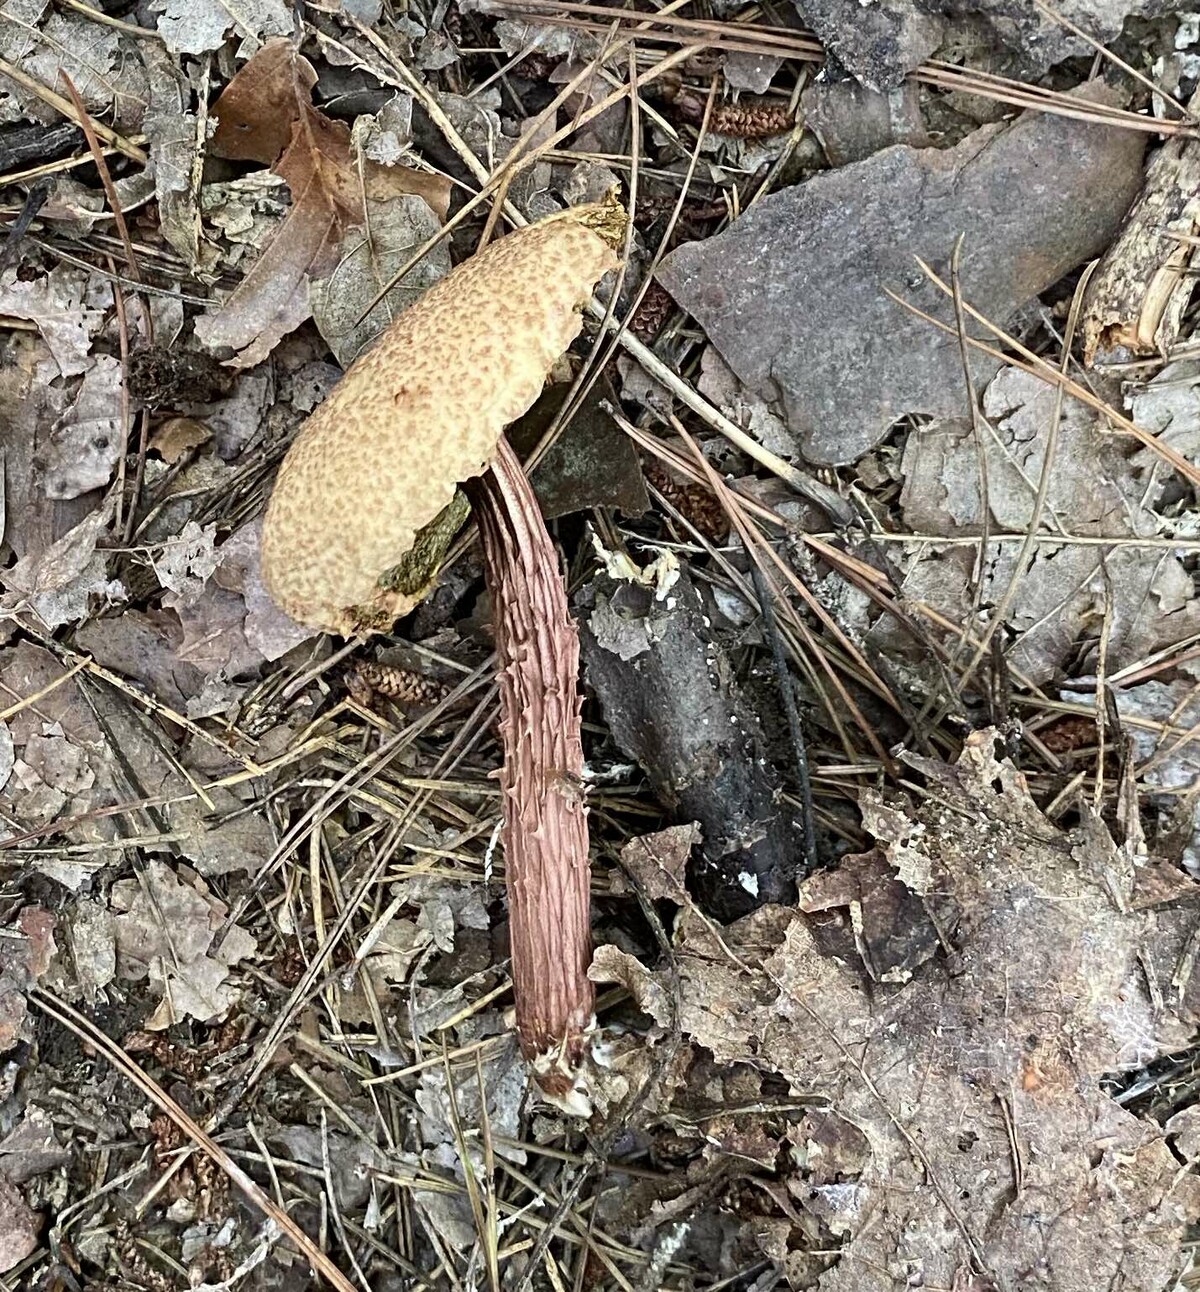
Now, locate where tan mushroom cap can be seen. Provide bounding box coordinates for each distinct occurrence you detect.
[261,206,622,635]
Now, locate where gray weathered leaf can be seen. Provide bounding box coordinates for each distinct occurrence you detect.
[0,266,99,378]
[152,520,219,605]
[310,193,451,367]
[155,0,291,55]
[142,41,202,266]
[2,504,125,629]
[42,355,124,500]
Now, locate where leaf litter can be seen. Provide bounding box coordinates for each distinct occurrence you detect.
[877,364,1200,684]
[194,39,452,367]
[5,0,1200,1287]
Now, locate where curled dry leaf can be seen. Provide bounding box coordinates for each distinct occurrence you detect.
[195,40,452,368]
[1,503,125,630]
[147,417,213,464]
[142,40,203,267]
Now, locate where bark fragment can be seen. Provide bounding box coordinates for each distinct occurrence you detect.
[1082,87,1200,365]
[580,568,799,922]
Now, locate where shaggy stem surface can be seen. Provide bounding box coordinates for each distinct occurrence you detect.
[469,438,593,1091]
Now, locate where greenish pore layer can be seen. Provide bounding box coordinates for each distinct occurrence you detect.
[378,490,472,597]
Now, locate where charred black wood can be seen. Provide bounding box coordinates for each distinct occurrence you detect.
[580,568,801,922]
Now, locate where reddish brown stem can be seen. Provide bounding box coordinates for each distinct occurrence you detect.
[469,438,594,1093]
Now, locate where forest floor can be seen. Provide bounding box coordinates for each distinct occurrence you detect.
[4,0,1200,1288]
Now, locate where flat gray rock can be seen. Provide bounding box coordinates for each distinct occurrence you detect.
[657,88,1145,465]
[793,0,942,91]
[956,0,1182,75]
[792,0,1179,89]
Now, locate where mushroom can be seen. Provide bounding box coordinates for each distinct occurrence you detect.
[261,199,625,1098]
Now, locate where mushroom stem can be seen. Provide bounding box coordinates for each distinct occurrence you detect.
[468,438,594,1092]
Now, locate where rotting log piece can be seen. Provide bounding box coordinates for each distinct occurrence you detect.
[580,567,801,922]
[1081,85,1200,365]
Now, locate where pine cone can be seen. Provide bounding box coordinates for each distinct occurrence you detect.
[629,280,675,342]
[347,662,450,708]
[644,460,730,542]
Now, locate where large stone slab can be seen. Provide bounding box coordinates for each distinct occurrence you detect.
[657,87,1145,465]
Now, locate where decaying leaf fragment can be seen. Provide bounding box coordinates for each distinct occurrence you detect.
[111,860,256,1028]
[195,40,451,368]
[597,731,1200,1289]
[883,365,1200,685]
[154,0,290,55]
[142,40,203,267]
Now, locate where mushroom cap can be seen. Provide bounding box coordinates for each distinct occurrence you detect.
[261,207,621,635]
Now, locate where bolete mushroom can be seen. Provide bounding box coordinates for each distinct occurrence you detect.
[261,199,625,1098]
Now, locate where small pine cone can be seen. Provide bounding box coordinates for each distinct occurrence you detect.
[643,460,730,542]
[1037,716,1096,755]
[349,662,450,708]
[629,280,674,342]
[710,100,796,139]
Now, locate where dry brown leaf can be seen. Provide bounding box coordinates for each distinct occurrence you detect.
[155,0,290,56]
[310,192,450,368]
[147,416,213,463]
[152,520,220,605]
[0,1107,71,1185]
[612,732,1200,1291]
[195,40,451,367]
[0,907,57,1058]
[0,265,104,378]
[142,40,203,267]
[614,822,700,903]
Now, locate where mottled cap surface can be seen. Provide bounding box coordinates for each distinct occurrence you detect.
[261,211,620,634]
